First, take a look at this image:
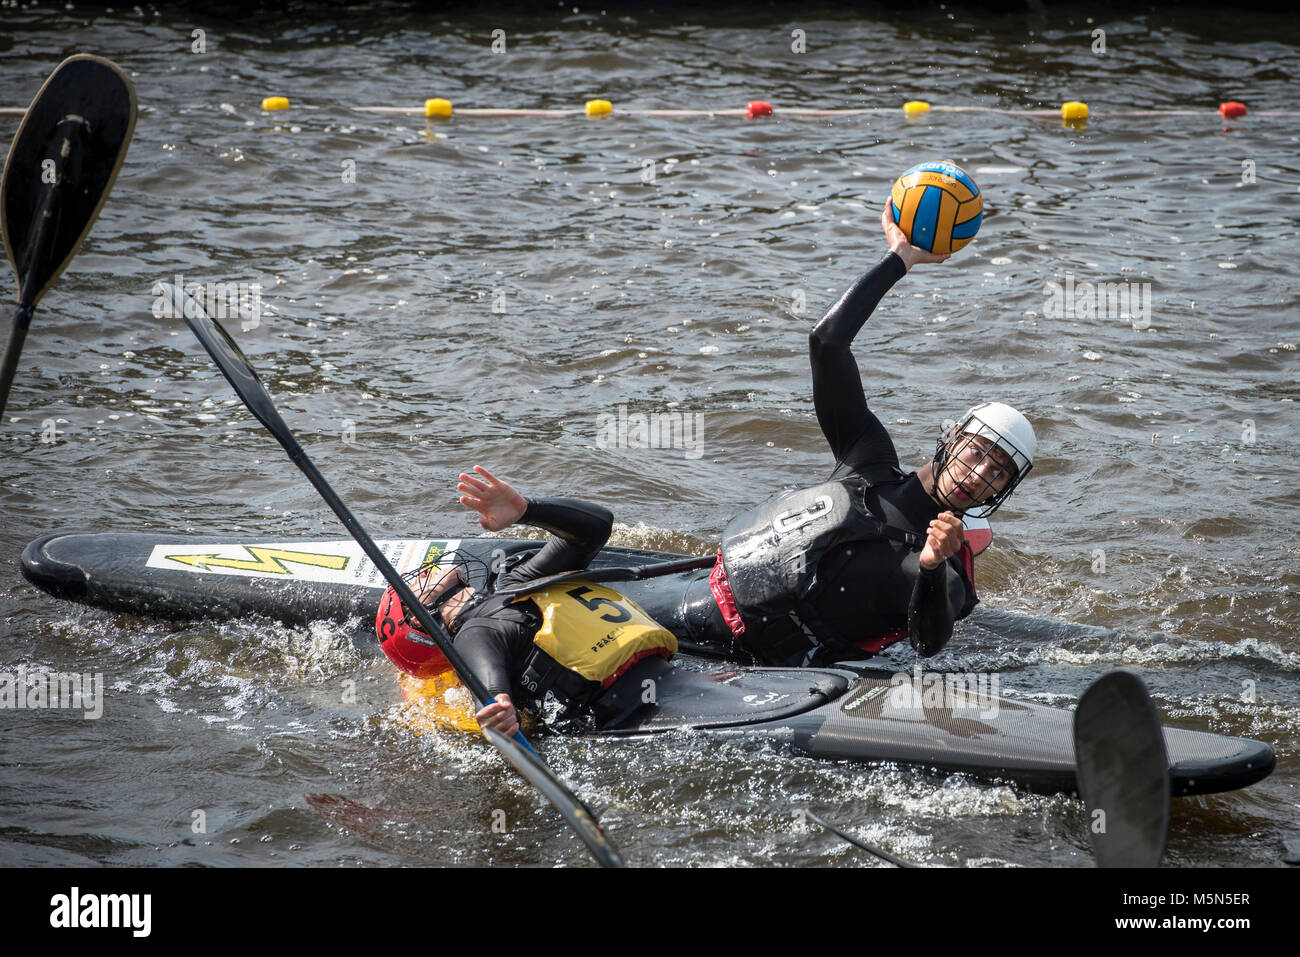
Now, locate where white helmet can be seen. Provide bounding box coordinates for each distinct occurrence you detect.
[933,402,1036,516]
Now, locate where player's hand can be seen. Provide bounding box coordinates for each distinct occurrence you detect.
[919,511,965,570]
[457,465,527,532]
[476,693,520,738]
[881,200,951,270]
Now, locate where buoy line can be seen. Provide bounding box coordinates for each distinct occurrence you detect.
[250,97,1290,122]
[3,99,1293,121]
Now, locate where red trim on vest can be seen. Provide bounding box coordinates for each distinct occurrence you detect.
[959,541,976,588]
[603,647,672,689]
[964,526,992,556]
[853,627,908,654]
[709,550,747,637]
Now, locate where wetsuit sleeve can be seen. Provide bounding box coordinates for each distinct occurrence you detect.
[495,497,614,589]
[453,618,517,700]
[808,253,908,474]
[906,556,978,657]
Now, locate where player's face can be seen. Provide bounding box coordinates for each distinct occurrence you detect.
[939,434,1017,508]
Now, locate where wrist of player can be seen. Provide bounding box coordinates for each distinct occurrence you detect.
[891,243,920,271]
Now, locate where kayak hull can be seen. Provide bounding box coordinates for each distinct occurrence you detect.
[20,530,1276,796]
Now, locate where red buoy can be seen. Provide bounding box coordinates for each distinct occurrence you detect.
[1219,101,1247,118]
[745,100,773,119]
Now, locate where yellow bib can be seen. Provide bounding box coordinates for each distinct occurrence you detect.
[510,581,678,686]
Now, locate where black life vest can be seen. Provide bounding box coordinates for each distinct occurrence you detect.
[719,466,925,665]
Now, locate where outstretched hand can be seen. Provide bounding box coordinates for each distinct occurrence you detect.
[457,465,527,532]
[881,200,951,271]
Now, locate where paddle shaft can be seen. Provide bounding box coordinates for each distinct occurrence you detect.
[0,304,34,420]
[295,454,623,859]
[205,414,628,865]
[0,167,58,420]
[493,553,715,596]
[166,278,502,715]
[804,810,915,867]
[173,285,625,865]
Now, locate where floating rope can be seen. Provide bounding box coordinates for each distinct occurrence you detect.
[2,98,1286,122]
[252,96,1295,123]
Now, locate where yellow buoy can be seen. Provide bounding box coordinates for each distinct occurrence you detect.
[424,98,453,118]
[261,96,290,111]
[903,100,931,116]
[585,99,613,116]
[1061,101,1089,120]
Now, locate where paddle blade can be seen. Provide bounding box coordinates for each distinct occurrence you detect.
[1,54,137,307]
[1074,670,1171,868]
[165,282,294,440]
[482,726,625,868]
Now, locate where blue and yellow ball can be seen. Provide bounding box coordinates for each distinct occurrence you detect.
[890,161,983,254]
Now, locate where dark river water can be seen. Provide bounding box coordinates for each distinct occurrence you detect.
[1,2,1297,870]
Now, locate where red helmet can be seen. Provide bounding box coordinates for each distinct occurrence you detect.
[375,583,453,677]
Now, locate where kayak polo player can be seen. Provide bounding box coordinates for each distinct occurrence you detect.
[375,200,1037,732]
[700,202,1036,666]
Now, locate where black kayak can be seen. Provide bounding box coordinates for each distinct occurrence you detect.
[20,529,1276,797]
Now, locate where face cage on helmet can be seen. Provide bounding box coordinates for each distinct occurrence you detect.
[930,428,1032,517]
[394,552,492,642]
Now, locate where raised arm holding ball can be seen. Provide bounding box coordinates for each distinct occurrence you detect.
[683,164,1037,667]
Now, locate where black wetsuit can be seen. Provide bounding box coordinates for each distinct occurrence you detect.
[669,252,978,665]
[454,255,976,683]
[452,497,614,707]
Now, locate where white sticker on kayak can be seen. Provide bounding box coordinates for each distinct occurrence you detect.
[144,539,459,588]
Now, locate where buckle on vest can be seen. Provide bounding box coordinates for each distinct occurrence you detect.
[774,494,833,534]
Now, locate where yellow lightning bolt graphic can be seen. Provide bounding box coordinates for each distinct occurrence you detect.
[164,546,351,575]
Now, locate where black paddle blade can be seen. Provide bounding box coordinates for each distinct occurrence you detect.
[2,54,137,307]
[482,726,625,868]
[165,282,292,440]
[1074,670,1171,868]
